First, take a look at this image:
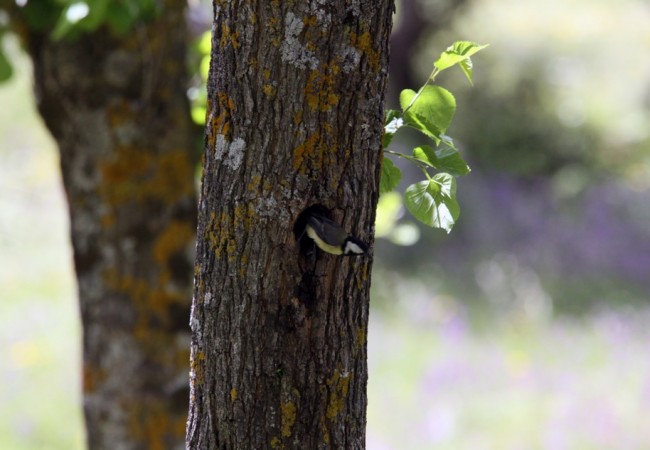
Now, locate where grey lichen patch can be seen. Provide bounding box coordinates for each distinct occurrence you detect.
[215,135,245,170]
[204,291,213,305]
[339,45,361,73]
[255,195,278,217]
[308,0,331,25]
[280,12,319,70]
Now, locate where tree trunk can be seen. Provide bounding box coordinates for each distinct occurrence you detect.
[187,1,393,449]
[13,3,198,449]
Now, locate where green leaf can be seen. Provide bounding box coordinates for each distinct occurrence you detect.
[399,85,456,143]
[404,174,459,233]
[191,105,207,125]
[80,0,110,31]
[20,2,63,31]
[0,50,13,83]
[106,2,138,35]
[200,54,211,80]
[197,31,212,55]
[51,0,121,39]
[412,141,470,177]
[458,58,474,85]
[434,41,488,85]
[51,11,76,40]
[383,109,403,147]
[375,191,402,237]
[385,109,401,126]
[389,222,421,246]
[380,157,402,195]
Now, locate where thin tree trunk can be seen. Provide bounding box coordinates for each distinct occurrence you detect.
[12,3,198,449]
[188,1,394,449]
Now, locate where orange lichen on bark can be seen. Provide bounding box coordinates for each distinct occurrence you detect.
[100,212,116,228]
[190,350,206,386]
[352,262,370,290]
[247,175,262,192]
[210,92,236,139]
[152,220,194,284]
[355,327,366,352]
[239,252,249,277]
[103,267,185,341]
[304,62,341,112]
[350,31,380,72]
[320,415,331,445]
[206,211,219,250]
[303,14,318,27]
[128,403,186,450]
[292,111,303,125]
[99,146,194,209]
[83,364,107,393]
[262,84,276,98]
[233,202,257,232]
[100,144,152,185]
[219,25,240,49]
[292,123,341,174]
[280,401,297,437]
[176,347,191,371]
[107,100,135,127]
[206,205,256,262]
[98,189,194,341]
[292,131,321,171]
[266,15,282,48]
[325,369,352,420]
[206,211,232,258]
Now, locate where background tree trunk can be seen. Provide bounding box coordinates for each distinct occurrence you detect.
[188,1,393,449]
[10,2,198,449]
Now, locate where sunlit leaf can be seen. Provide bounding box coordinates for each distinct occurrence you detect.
[434,41,488,85]
[399,85,456,143]
[412,142,470,177]
[404,174,459,233]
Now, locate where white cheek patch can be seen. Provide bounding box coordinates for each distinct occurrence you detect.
[344,241,365,255]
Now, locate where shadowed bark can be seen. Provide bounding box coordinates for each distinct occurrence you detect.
[187,1,394,449]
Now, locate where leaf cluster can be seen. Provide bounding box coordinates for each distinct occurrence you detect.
[381,41,487,233]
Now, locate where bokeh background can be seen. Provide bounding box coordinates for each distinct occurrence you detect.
[2,0,650,448]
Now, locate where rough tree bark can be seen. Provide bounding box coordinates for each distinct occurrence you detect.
[188,1,393,449]
[8,2,198,449]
